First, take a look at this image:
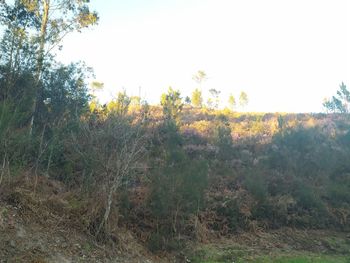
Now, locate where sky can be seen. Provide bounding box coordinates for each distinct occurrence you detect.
[57,0,350,113]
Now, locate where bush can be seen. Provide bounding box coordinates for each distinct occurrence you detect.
[244,170,268,202]
[148,120,208,247]
[213,121,233,161]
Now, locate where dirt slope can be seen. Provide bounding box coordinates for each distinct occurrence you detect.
[0,176,162,263]
[1,176,349,263]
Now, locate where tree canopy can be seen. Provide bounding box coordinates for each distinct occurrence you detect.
[323,82,350,113]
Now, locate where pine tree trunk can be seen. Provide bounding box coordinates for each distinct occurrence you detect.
[29,0,50,135]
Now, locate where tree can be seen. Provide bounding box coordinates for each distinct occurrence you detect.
[192,70,207,92]
[239,91,248,110]
[107,91,131,116]
[148,121,208,249]
[130,96,141,108]
[0,1,97,184]
[160,87,183,122]
[207,88,220,109]
[213,120,233,160]
[0,1,38,101]
[31,61,92,180]
[323,82,350,113]
[8,0,99,134]
[89,81,104,113]
[191,88,202,108]
[228,93,236,111]
[17,0,98,76]
[90,81,104,91]
[72,114,146,238]
[192,70,207,109]
[38,62,92,123]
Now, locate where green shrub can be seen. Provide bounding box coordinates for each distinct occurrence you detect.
[244,171,268,202]
[148,120,208,248]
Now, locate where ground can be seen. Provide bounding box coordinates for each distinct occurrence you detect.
[186,229,350,262]
[0,176,161,263]
[0,176,349,263]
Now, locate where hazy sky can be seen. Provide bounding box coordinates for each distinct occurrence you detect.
[57,0,350,113]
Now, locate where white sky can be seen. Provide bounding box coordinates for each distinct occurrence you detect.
[57,0,350,113]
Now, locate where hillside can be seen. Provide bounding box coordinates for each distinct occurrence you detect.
[0,1,349,261]
[0,176,164,262]
[0,172,349,262]
[1,106,350,262]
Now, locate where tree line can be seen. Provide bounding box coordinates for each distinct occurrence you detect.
[190,70,249,111]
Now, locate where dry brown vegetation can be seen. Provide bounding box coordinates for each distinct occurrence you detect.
[1,87,350,260]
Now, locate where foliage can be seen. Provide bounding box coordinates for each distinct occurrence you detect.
[192,70,207,87]
[192,88,203,108]
[228,94,236,111]
[148,121,208,250]
[184,96,191,105]
[2,0,350,252]
[0,0,98,134]
[323,82,350,113]
[36,62,92,127]
[239,91,248,110]
[70,113,146,237]
[107,91,131,115]
[244,171,268,202]
[212,117,233,160]
[207,88,220,109]
[160,87,183,122]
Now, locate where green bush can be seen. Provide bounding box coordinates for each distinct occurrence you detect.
[148,121,208,247]
[244,171,268,202]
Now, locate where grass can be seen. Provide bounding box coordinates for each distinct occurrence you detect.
[188,242,350,263]
[187,229,350,263]
[193,254,350,263]
[244,255,350,263]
